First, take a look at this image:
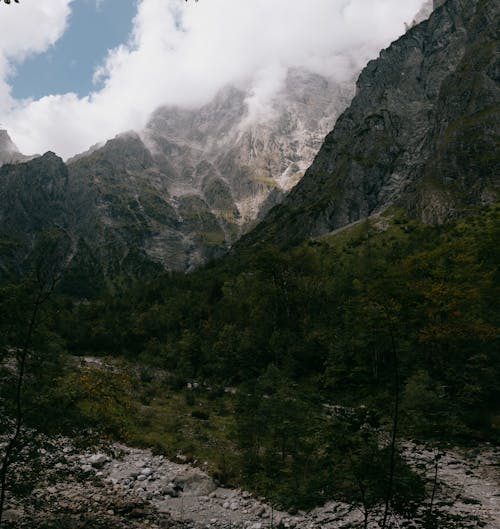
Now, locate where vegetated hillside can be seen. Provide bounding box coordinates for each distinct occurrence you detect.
[0,69,353,285]
[3,202,498,521]
[52,203,499,512]
[241,0,499,248]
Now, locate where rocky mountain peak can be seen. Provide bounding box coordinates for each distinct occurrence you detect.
[0,129,16,150]
[241,0,499,247]
[32,151,66,174]
[93,132,155,172]
[143,68,354,223]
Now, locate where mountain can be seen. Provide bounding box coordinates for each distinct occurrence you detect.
[142,69,353,228]
[3,0,496,284]
[241,0,499,248]
[0,70,353,283]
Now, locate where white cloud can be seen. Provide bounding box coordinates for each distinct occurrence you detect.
[0,1,71,61]
[1,0,426,159]
[0,0,72,115]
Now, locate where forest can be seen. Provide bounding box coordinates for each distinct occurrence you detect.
[1,203,498,524]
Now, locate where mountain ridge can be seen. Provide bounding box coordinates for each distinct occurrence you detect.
[1,0,497,282]
[239,0,499,248]
[0,69,354,282]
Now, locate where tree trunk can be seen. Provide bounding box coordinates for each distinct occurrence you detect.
[381,324,400,529]
[0,283,55,525]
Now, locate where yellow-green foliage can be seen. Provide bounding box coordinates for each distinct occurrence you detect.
[63,359,240,482]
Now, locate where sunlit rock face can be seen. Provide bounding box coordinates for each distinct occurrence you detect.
[142,68,354,231]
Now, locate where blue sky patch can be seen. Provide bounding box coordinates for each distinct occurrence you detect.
[10,0,137,99]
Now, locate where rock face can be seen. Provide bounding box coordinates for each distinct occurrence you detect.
[0,70,353,282]
[242,0,499,248]
[143,69,353,228]
[0,153,72,279]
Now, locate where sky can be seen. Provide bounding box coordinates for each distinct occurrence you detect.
[11,0,136,100]
[0,0,427,159]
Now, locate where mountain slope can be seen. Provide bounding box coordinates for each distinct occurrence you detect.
[241,0,499,247]
[0,153,70,278]
[0,70,353,281]
[143,69,353,227]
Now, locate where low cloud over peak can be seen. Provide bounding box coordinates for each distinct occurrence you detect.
[1,0,425,159]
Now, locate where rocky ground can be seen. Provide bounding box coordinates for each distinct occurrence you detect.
[403,442,500,528]
[2,436,499,529]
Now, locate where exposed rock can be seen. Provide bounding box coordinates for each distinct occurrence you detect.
[143,69,353,228]
[172,468,217,496]
[0,70,354,282]
[89,453,109,468]
[241,0,499,248]
[2,436,499,529]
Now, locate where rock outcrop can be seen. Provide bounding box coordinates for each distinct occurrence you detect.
[143,69,353,228]
[241,0,499,248]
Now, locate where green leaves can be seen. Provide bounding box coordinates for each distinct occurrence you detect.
[19,202,497,509]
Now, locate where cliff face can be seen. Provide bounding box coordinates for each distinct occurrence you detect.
[242,0,499,247]
[143,69,353,227]
[0,70,353,281]
[0,153,70,278]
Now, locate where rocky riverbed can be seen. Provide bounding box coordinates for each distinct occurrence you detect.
[2,436,499,528]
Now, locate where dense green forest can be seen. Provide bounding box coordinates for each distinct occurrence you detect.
[64,204,499,438]
[1,204,499,518]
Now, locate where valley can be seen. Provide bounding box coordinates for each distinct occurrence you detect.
[0,0,499,528]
